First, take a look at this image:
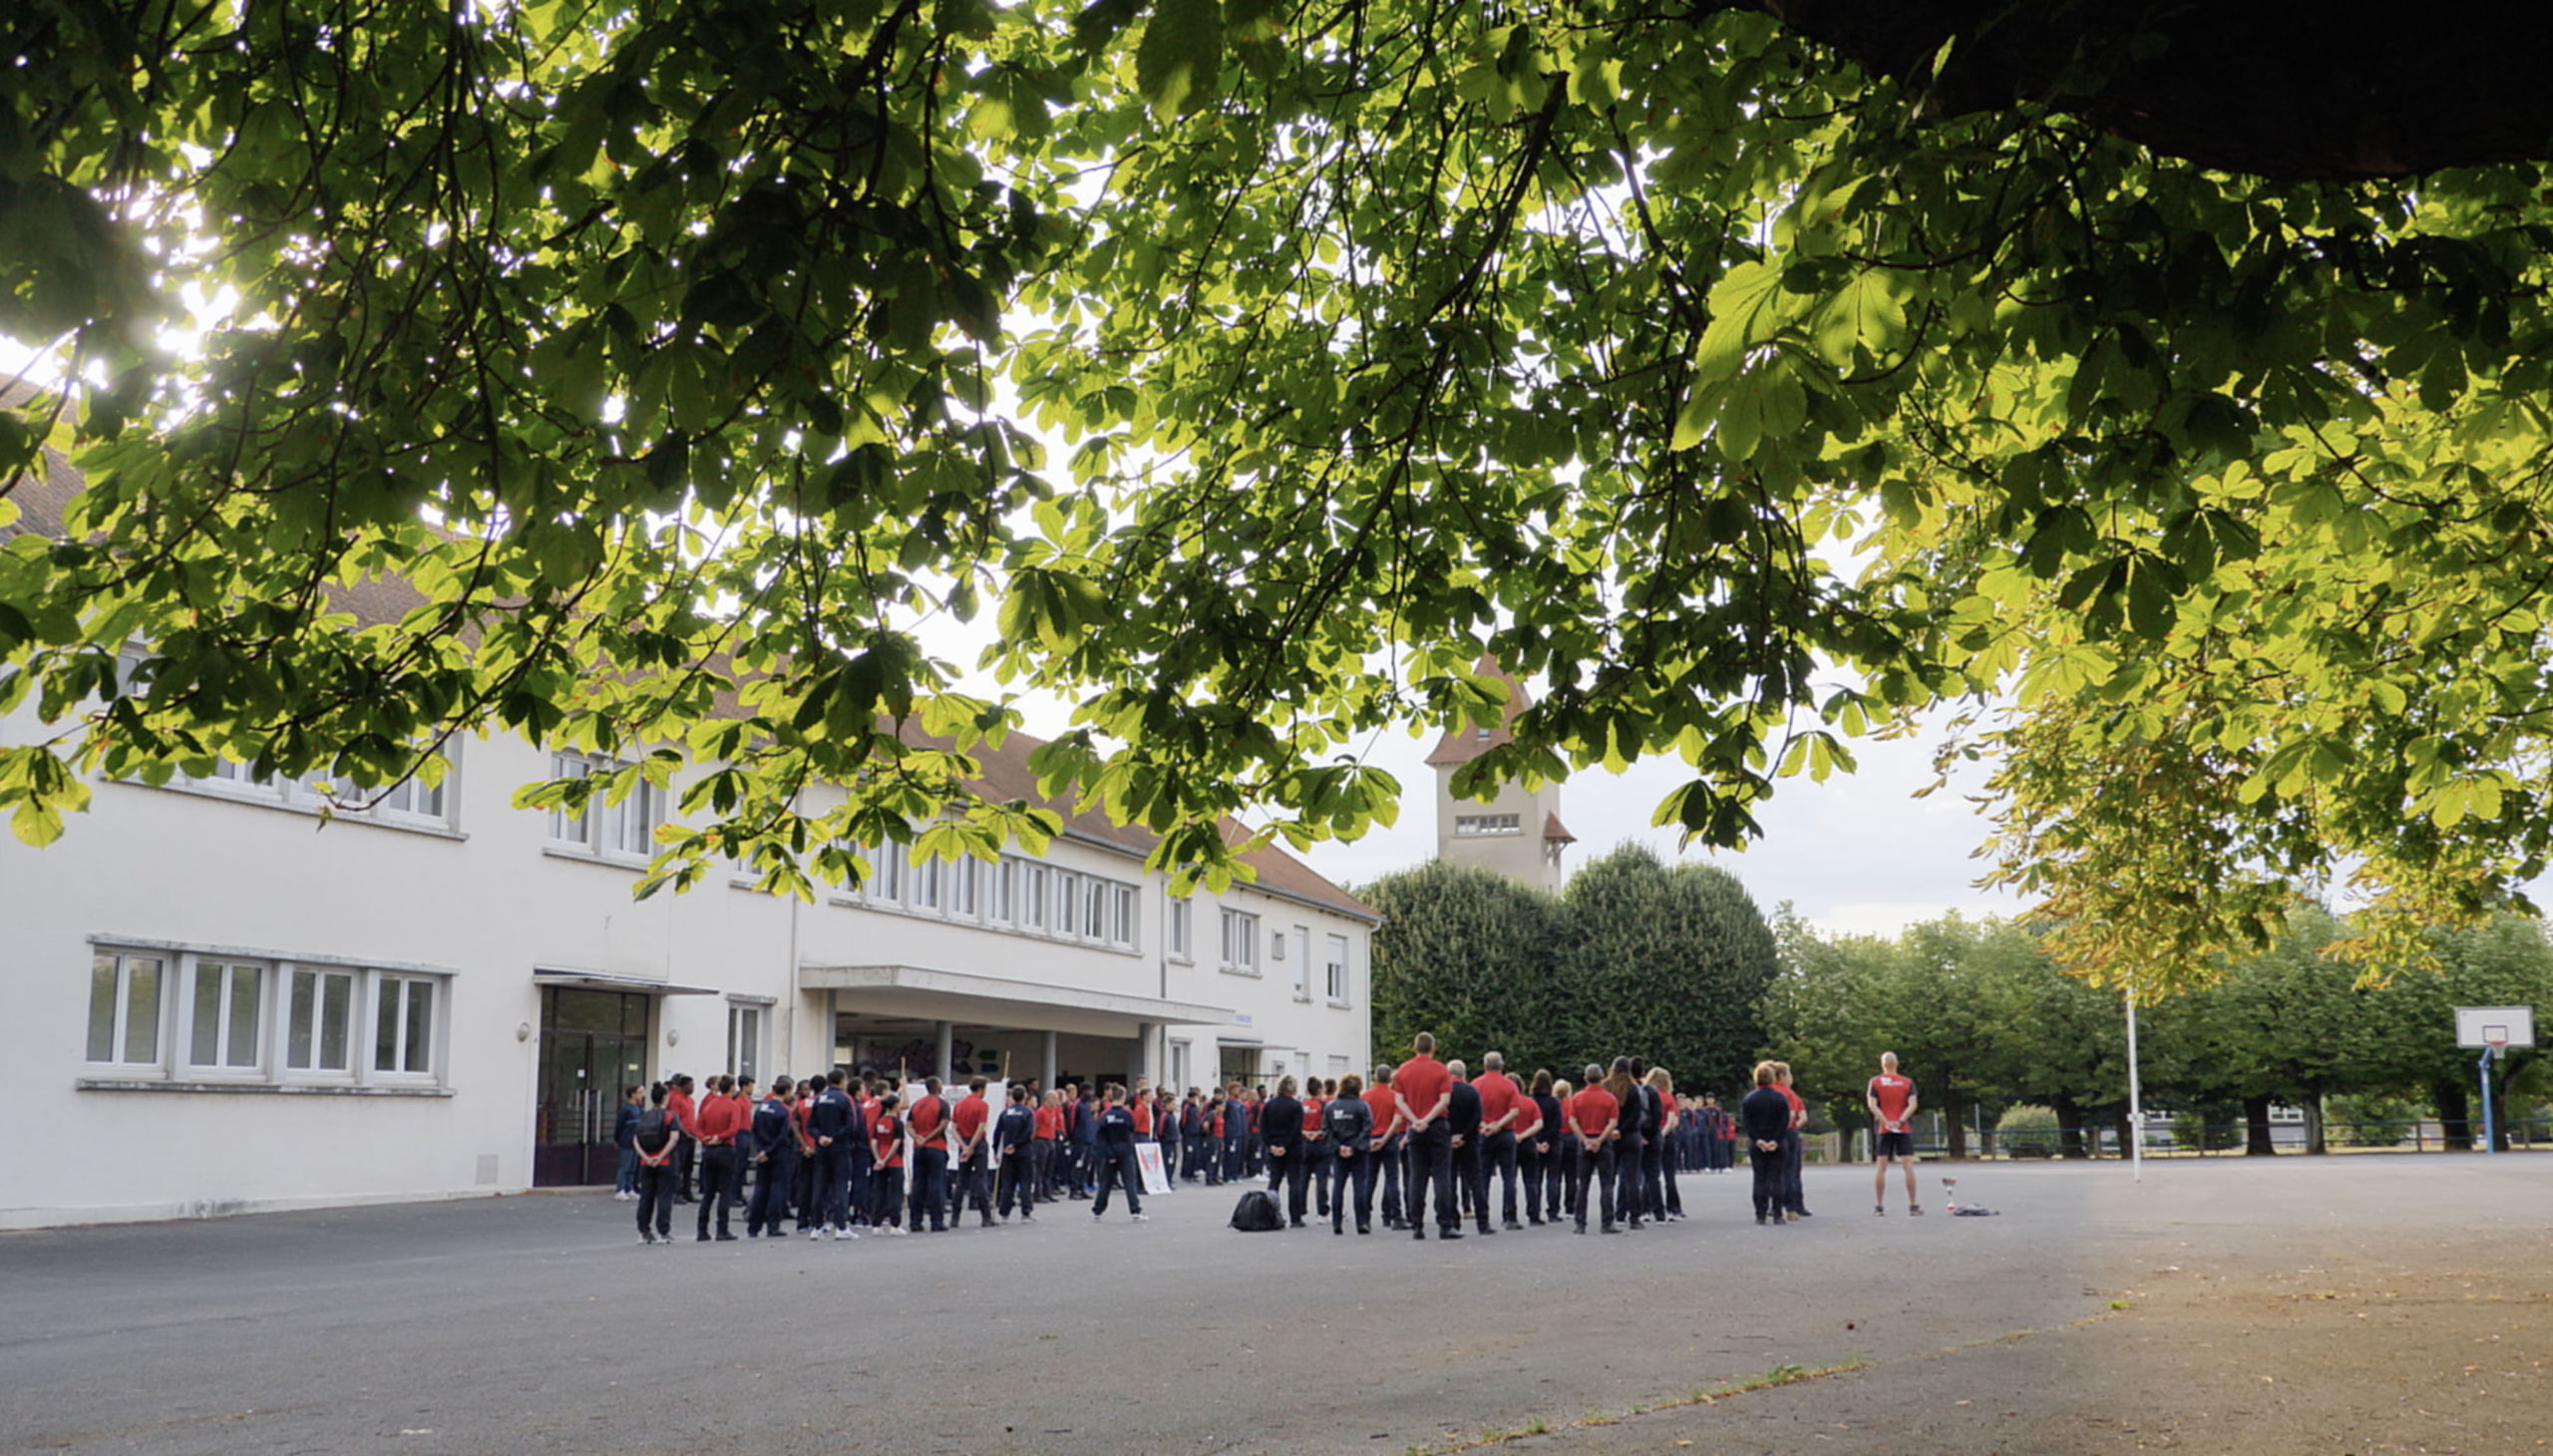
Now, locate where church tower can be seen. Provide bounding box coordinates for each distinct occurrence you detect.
[1424,657,1575,893]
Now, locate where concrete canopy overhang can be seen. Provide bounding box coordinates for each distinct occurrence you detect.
[534,967,722,996]
[800,963,1235,1038]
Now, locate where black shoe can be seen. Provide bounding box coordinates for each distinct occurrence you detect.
[1333,1225,1344,1236]
[715,1232,738,1242]
[1439,1230,1463,1241]
[1290,1220,1305,1229]
[1476,1226,1495,1236]
[1600,1224,1620,1235]
[1575,1222,1587,1234]
[1358,1225,1371,1235]
[1528,1217,1544,1227]
[1412,1229,1426,1241]
[1504,1221,1524,1232]
[1756,1214,1768,1225]
[696,1232,711,1242]
[1792,1209,1812,1218]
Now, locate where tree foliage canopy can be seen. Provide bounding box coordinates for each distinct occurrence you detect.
[12,1,2553,981]
[1363,845,1775,1090]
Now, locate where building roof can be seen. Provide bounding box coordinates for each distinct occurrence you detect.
[1423,655,1535,767]
[6,403,1380,924]
[1543,811,1576,845]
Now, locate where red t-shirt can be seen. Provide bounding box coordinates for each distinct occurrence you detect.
[667,1088,697,1134]
[909,1094,949,1150]
[1474,1072,1515,1131]
[1780,1085,1806,1129]
[953,1093,989,1145]
[1301,1097,1325,1140]
[1568,1086,1620,1139]
[1033,1104,1061,1139]
[1363,1084,1402,1138]
[1391,1056,1454,1126]
[1508,1091,1545,1139]
[1133,1099,1155,1136]
[1868,1073,1915,1131]
[696,1093,748,1144]
[872,1113,904,1169]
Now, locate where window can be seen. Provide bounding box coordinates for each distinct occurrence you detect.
[913,856,942,911]
[869,844,906,904]
[286,967,357,1073]
[1113,886,1139,950]
[1220,909,1261,973]
[86,950,166,1067]
[1056,871,1083,936]
[187,958,266,1071]
[1325,933,1350,1005]
[989,859,1015,923]
[1454,813,1522,836]
[374,974,438,1076]
[548,752,659,859]
[1290,925,1311,999]
[1021,864,1049,929]
[1169,900,1193,959]
[727,1004,765,1083]
[950,858,979,918]
[1083,877,1107,941]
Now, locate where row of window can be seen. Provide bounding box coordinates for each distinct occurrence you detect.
[86,946,446,1086]
[1453,813,1522,836]
[839,850,1146,953]
[184,756,452,827]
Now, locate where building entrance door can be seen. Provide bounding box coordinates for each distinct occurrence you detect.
[534,988,652,1187]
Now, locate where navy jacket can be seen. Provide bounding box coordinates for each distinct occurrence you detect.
[1321,1095,1374,1154]
[1448,1080,1483,1143]
[1260,1094,1303,1154]
[751,1095,795,1160]
[612,1101,640,1152]
[995,1103,1036,1154]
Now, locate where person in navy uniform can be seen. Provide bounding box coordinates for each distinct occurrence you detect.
[806,1070,861,1241]
[1322,1073,1377,1234]
[994,1084,1039,1222]
[747,1076,796,1238]
[1742,1061,1794,1225]
[1090,1084,1148,1222]
[1259,1077,1307,1228]
[1445,1060,1493,1237]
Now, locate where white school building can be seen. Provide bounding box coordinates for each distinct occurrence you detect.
[2,464,1377,1231]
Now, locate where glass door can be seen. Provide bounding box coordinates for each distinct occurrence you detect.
[534,988,652,1186]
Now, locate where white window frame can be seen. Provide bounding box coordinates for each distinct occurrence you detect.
[1325,933,1351,1007]
[989,858,1015,924]
[1022,864,1049,930]
[184,956,269,1076]
[727,1002,767,1083]
[913,855,943,911]
[950,858,980,919]
[1220,909,1261,975]
[372,972,442,1080]
[1112,884,1139,951]
[1454,813,1522,837]
[1168,899,1193,961]
[86,949,170,1072]
[1056,871,1083,937]
[1290,924,1311,1000]
[284,964,361,1079]
[547,752,660,863]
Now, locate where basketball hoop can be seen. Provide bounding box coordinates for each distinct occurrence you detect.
[2485,1028,2510,1059]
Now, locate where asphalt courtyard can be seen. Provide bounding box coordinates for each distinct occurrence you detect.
[3,1155,2547,1456]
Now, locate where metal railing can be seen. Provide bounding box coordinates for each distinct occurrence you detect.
[1826,1119,2553,1160]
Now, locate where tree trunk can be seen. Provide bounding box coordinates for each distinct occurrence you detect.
[2303,1093,2328,1156]
[2053,1095,2089,1159]
[1944,1090,1968,1160]
[2243,1094,2278,1156]
[2431,1079,2473,1152]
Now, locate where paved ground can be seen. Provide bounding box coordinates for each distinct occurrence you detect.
[2,1156,2546,1456]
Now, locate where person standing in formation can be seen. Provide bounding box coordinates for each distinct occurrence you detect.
[1742,1062,1793,1226]
[667,1074,699,1202]
[1446,1059,1492,1237]
[869,1092,908,1235]
[694,1074,746,1242]
[1322,1073,1376,1235]
[632,1082,681,1245]
[1566,1064,1619,1235]
[906,1077,951,1234]
[807,1070,861,1241]
[1517,1070,1555,1226]
[1091,1085,1148,1222]
[746,1076,796,1238]
[1476,1052,1524,1232]
[1775,1062,1811,1220]
[951,1077,995,1230]
[1602,1059,1643,1234]
[995,1083,1039,1222]
[1866,1051,1923,1217]
[1548,1078,1576,1222]
[1392,1034,1459,1241]
[1365,1064,1405,1229]
[1260,1077,1308,1228]
[1647,1067,1685,1221]
[1299,1078,1329,1222]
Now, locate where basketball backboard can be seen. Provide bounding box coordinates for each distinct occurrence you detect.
[2454,1005,2536,1050]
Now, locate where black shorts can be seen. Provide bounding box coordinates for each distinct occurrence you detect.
[1875,1130,1915,1159]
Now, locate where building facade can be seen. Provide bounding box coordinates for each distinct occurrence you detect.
[4,712,1376,1229]
[1426,658,1574,892]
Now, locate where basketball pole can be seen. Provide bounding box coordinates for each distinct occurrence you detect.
[2478,1042,2499,1156]
[2124,975,2145,1184]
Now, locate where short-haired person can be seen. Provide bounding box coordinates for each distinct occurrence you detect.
[1867,1052,1923,1216]
[1775,1062,1811,1219]
[1299,1078,1329,1221]
[1565,1064,1620,1234]
[952,1076,996,1229]
[805,1071,860,1240]
[631,1081,682,1245]
[1033,1089,1064,1202]
[1393,1033,1460,1240]
[1549,1078,1577,1221]
[694,1074,747,1242]
[870,1092,908,1234]
[1364,1064,1406,1228]
[907,1076,951,1234]
[1517,1070,1556,1226]
[1445,1059,1493,1236]
[747,1076,797,1238]
[1322,1073,1377,1235]
[612,1084,645,1201]
[995,1083,1039,1222]
[1476,1052,1525,1232]
[1742,1062,1793,1225]
[667,1074,699,1201]
[1260,1076,1308,1228]
[1091,1085,1148,1222]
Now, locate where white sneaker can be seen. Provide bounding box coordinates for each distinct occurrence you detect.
[1132,1213,1149,1223]
[842,1227,860,1240]
[809,1228,825,1241]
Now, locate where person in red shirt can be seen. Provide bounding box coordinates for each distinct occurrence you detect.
[790,1079,819,1234]
[1363,1066,1405,1228]
[869,1092,908,1235]
[1474,1051,1524,1231]
[693,1074,749,1242]
[1775,1062,1810,1219]
[906,1076,951,1233]
[1032,1089,1063,1207]
[951,1077,995,1229]
[1300,1080,1328,1221]
[1391,1032,1459,1240]
[666,1074,700,1202]
[1866,1051,1923,1216]
[1566,1063,1622,1234]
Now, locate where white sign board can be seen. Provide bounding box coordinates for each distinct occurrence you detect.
[1135,1141,1173,1195]
[2454,1006,2536,1050]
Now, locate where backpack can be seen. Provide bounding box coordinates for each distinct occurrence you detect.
[1229,1190,1283,1232]
[635,1107,673,1156]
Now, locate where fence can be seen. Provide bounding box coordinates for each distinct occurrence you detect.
[1836,1118,2553,1161]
